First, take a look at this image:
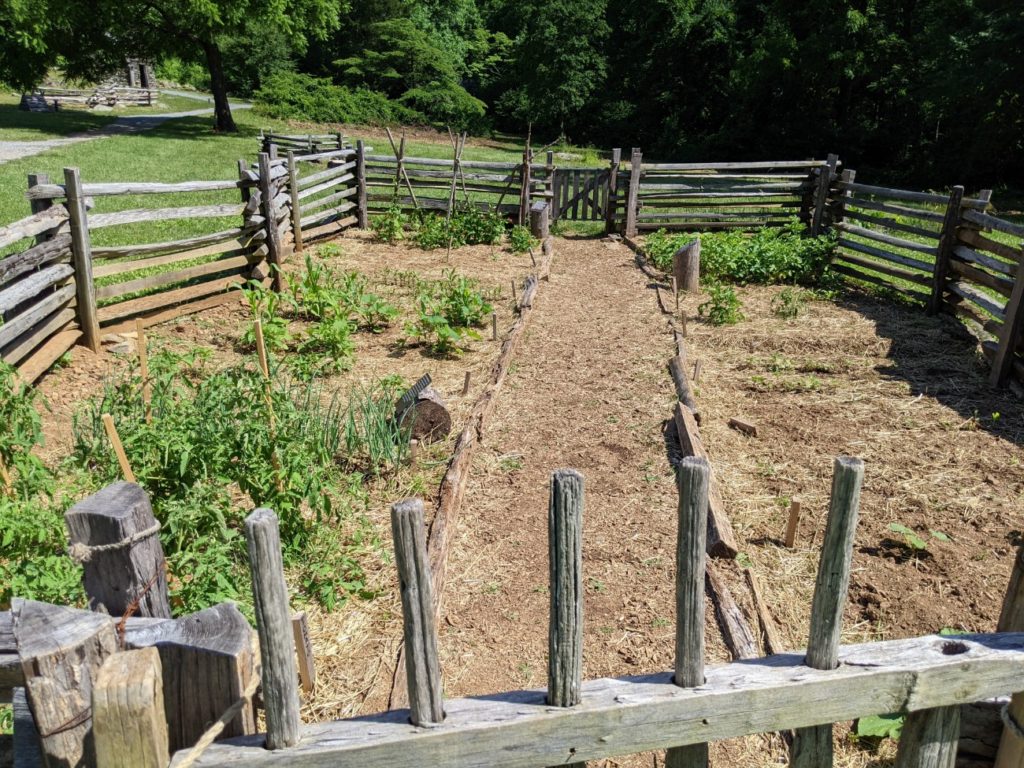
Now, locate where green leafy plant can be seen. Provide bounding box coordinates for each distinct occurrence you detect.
[888,523,951,552]
[453,205,506,246]
[240,280,290,352]
[644,220,836,286]
[371,205,407,244]
[68,348,369,612]
[771,287,806,319]
[294,315,356,379]
[508,225,538,253]
[854,713,905,742]
[341,377,412,475]
[414,212,462,250]
[698,283,744,325]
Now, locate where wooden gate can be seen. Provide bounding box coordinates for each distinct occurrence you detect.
[551,168,609,221]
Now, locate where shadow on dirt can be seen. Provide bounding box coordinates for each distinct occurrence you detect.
[827,287,1023,449]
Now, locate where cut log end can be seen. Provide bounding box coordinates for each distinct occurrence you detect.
[398,386,452,443]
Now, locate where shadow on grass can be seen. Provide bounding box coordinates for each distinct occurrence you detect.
[0,102,116,138]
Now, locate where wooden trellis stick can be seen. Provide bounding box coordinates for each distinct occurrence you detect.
[386,128,419,209]
[101,413,136,483]
[136,319,152,424]
[0,453,13,496]
[254,318,285,493]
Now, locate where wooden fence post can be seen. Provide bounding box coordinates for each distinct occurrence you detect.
[530,201,550,241]
[92,647,169,768]
[895,705,961,768]
[545,150,555,222]
[27,173,54,244]
[790,456,864,768]
[547,469,585,768]
[994,546,1024,767]
[64,481,172,619]
[833,168,856,227]
[63,167,100,352]
[391,498,445,726]
[520,149,533,225]
[286,151,303,254]
[625,148,642,239]
[14,600,118,767]
[605,148,621,234]
[927,185,965,316]
[124,602,258,752]
[666,457,710,768]
[245,508,301,749]
[257,152,285,293]
[810,154,839,236]
[989,252,1024,387]
[356,140,369,229]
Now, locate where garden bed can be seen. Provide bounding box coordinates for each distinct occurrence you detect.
[9,228,537,722]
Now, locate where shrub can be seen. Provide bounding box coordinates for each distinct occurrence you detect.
[254,72,423,126]
[699,283,744,325]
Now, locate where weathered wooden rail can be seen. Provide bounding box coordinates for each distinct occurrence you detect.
[5,459,1024,768]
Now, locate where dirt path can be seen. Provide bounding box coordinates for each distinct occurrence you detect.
[437,237,726,698]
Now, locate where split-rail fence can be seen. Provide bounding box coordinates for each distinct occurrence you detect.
[2,134,1022,390]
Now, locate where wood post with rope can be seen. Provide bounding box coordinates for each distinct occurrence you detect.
[64,481,171,619]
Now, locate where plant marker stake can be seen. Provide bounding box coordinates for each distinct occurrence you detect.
[491,312,497,341]
[0,453,13,496]
[784,499,801,548]
[102,413,136,483]
[136,319,152,424]
[253,317,285,492]
[462,371,471,396]
[511,278,517,303]
[671,276,679,312]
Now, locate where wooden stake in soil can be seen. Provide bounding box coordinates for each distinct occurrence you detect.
[547,469,585,768]
[0,453,12,497]
[692,359,702,384]
[291,612,316,695]
[136,319,152,424]
[673,239,701,293]
[995,546,1024,768]
[784,499,802,548]
[462,371,471,397]
[245,508,301,749]
[391,499,444,726]
[491,311,498,341]
[666,457,710,768]
[102,413,136,483]
[790,456,864,768]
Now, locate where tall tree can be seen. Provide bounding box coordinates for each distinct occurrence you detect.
[495,0,610,137]
[1,0,342,132]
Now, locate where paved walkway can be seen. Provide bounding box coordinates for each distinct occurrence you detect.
[0,93,252,165]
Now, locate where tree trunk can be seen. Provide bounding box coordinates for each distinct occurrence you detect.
[202,42,236,133]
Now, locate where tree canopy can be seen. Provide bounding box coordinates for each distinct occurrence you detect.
[2,0,1021,185]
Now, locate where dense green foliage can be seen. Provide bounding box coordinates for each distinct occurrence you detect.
[644,221,835,286]
[3,0,1019,182]
[404,269,494,356]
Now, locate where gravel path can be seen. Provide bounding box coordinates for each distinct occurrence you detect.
[0,96,252,165]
